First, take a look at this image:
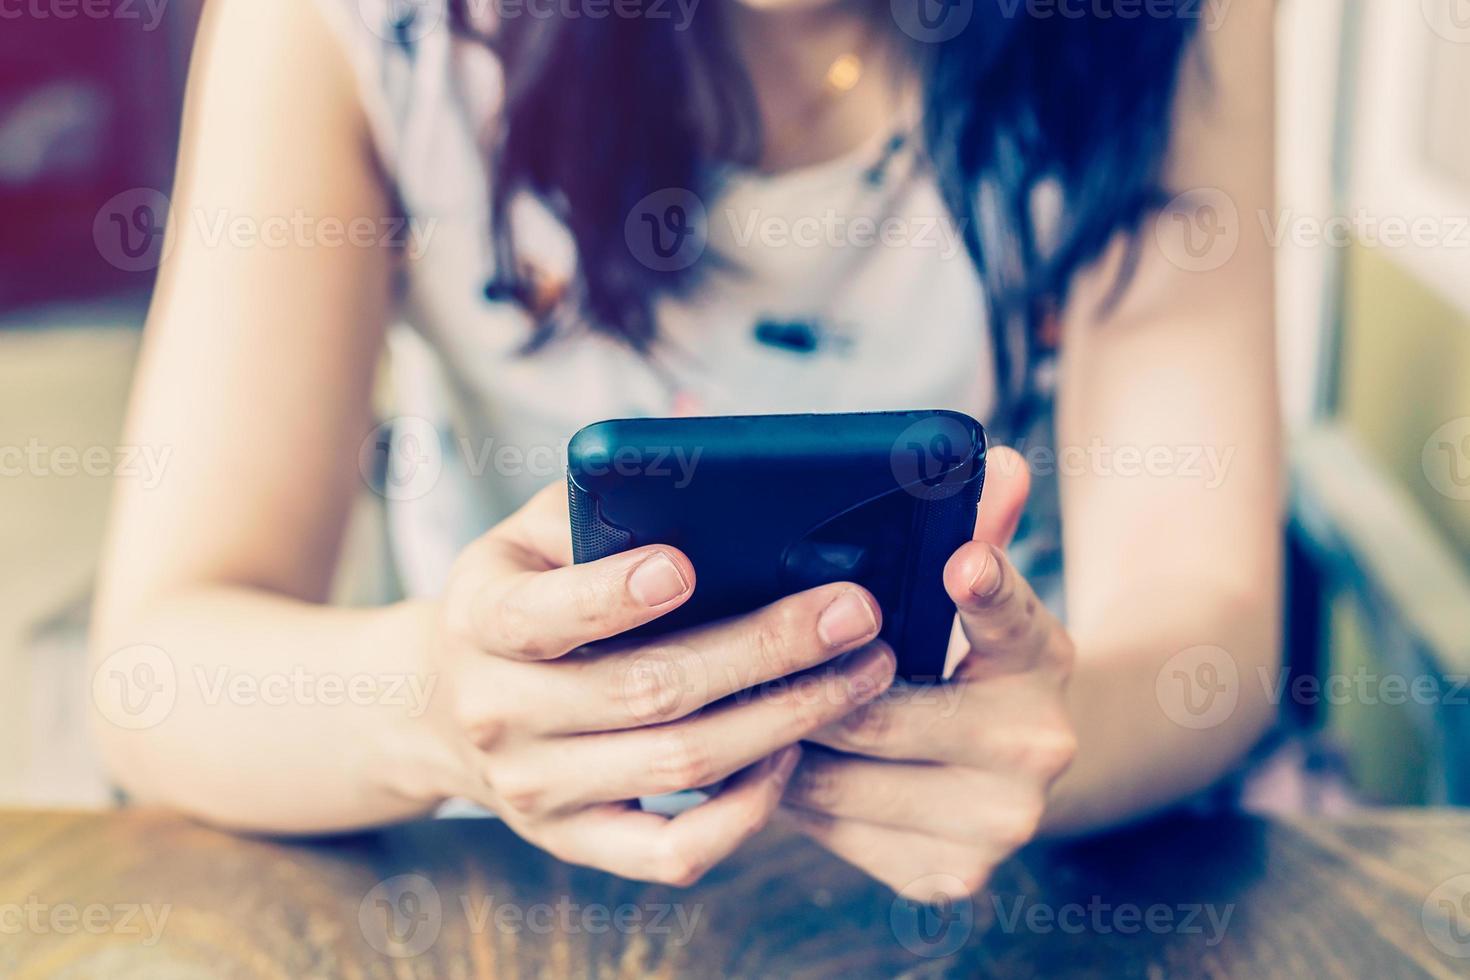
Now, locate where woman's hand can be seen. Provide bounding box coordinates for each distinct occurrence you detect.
[781,447,1077,902]
[406,483,897,886]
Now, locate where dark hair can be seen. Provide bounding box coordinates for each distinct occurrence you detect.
[453,1,1201,433]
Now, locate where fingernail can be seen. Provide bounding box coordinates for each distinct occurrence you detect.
[628,552,689,606]
[774,744,802,780]
[817,592,879,648]
[848,645,896,700]
[968,545,1004,599]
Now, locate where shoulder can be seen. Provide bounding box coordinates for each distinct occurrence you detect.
[1170,0,1274,169]
[304,0,503,185]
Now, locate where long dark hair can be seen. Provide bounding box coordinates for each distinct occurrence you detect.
[452,1,1201,432]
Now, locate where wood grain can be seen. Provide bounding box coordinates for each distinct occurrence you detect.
[1,808,1468,978]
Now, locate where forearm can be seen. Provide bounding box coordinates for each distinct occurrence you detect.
[1041,576,1281,835]
[89,587,451,835]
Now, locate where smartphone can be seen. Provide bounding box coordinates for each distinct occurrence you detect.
[566,410,985,681]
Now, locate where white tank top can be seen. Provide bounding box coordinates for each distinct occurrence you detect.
[316,0,999,598]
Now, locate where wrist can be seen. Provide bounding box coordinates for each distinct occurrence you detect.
[360,598,467,812]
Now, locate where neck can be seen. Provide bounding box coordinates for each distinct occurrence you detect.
[724,3,909,173]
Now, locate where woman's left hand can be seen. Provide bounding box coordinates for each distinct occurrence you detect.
[781,447,1077,902]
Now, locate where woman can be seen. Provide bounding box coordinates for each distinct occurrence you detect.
[91,0,1280,899]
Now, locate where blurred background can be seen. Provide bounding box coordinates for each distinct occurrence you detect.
[0,0,1466,810]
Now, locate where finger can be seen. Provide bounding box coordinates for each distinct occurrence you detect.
[943,542,1060,677]
[449,541,695,661]
[500,480,576,566]
[973,445,1030,548]
[784,749,1044,848]
[497,644,895,813]
[780,808,992,901]
[524,582,884,734]
[804,679,974,764]
[809,675,1076,777]
[545,745,802,887]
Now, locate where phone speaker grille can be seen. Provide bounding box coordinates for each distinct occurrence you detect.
[568,475,634,562]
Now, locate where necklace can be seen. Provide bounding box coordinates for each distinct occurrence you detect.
[754,38,892,172]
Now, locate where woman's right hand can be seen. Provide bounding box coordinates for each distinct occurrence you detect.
[403,483,897,886]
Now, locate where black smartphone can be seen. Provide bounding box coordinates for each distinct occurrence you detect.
[566,410,985,680]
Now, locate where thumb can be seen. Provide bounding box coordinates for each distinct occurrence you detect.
[502,480,576,567]
[973,445,1030,548]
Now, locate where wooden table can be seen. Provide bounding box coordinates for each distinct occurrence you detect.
[2,807,1468,978]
